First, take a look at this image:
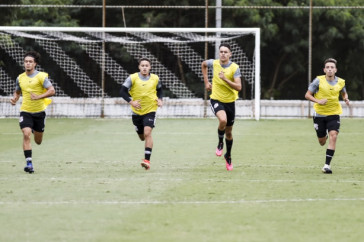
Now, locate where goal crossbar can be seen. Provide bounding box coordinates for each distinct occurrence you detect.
[0,26,260,120]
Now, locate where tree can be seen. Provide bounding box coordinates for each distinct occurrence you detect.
[311,0,364,99]
[1,0,363,99]
[10,0,78,27]
[221,0,363,99]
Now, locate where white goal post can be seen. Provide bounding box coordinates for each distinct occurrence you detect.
[0,26,260,120]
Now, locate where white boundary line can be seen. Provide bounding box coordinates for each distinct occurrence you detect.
[0,198,363,205]
[0,159,359,169]
[0,177,363,183]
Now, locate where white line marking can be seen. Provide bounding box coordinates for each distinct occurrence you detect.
[0,160,359,170]
[0,177,363,183]
[0,198,363,205]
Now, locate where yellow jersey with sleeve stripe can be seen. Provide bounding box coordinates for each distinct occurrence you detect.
[210,59,239,103]
[17,71,52,113]
[129,73,159,115]
[314,75,345,115]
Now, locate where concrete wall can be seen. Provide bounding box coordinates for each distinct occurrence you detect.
[1,97,364,119]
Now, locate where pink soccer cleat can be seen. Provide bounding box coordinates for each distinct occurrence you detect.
[224,154,233,171]
[141,159,150,170]
[216,147,223,157]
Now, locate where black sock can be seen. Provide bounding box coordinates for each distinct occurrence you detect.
[218,129,225,147]
[145,147,152,161]
[225,139,233,157]
[325,149,335,165]
[24,150,32,162]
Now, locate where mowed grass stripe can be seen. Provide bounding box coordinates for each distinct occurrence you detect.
[1,197,364,205]
[0,118,363,242]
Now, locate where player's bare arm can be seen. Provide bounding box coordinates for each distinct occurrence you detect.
[130,100,141,109]
[305,90,327,105]
[30,86,55,100]
[10,90,21,105]
[219,71,242,91]
[201,61,212,91]
[342,92,350,106]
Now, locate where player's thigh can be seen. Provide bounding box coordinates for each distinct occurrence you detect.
[313,116,327,138]
[21,127,32,138]
[210,99,225,116]
[224,102,236,126]
[132,114,144,134]
[32,112,46,133]
[215,110,227,123]
[326,115,340,133]
[142,112,156,129]
[33,131,44,144]
[19,112,33,130]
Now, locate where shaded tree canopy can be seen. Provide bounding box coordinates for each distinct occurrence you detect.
[1,0,363,99]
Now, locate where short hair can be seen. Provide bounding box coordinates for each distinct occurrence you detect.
[24,51,40,64]
[219,43,231,52]
[324,58,337,67]
[138,57,151,65]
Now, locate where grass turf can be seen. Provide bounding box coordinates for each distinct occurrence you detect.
[0,118,363,242]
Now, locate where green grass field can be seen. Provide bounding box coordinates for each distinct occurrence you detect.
[0,118,363,242]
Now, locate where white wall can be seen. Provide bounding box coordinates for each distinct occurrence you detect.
[1,97,364,119]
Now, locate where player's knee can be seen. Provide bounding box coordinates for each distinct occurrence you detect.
[35,139,42,145]
[138,134,145,141]
[219,119,227,127]
[23,133,31,140]
[144,132,152,140]
[329,133,338,140]
[22,129,31,137]
[318,138,326,146]
[226,133,233,140]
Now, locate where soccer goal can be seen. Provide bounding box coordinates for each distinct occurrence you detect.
[0,27,260,119]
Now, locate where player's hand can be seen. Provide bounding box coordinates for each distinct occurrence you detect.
[205,82,212,91]
[10,97,17,105]
[218,71,226,81]
[30,93,41,100]
[317,99,327,105]
[156,99,163,107]
[130,100,141,109]
[344,98,350,106]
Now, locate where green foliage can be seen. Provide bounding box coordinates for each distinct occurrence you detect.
[10,0,78,27]
[311,1,364,99]
[219,0,363,99]
[0,0,363,99]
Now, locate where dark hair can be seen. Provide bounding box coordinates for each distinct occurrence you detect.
[324,58,337,67]
[219,43,231,52]
[24,51,40,64]
[138,57,151,65]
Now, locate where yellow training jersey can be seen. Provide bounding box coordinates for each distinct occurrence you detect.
[210,59,239,103]
[18,71,52,113]
[314,75,345,115]
[129,73,159,115]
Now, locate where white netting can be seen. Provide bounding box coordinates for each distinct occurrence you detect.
[0,32,66,96]
[0,27,259,118]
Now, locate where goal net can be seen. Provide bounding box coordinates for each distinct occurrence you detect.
[0,27,260,119]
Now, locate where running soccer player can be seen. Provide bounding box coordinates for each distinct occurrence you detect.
[10,51,55,173]
[201,43,242,171]
[120,57,163,170]
[305,58,350,174]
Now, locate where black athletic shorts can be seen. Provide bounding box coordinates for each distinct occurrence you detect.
[313,115,340,138]
[19,111,46,132]
[132,112,156,134]
[210,99,235,126]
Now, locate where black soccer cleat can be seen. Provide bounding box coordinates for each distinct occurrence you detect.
[322,167,332,174]
[24,162,34,174]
